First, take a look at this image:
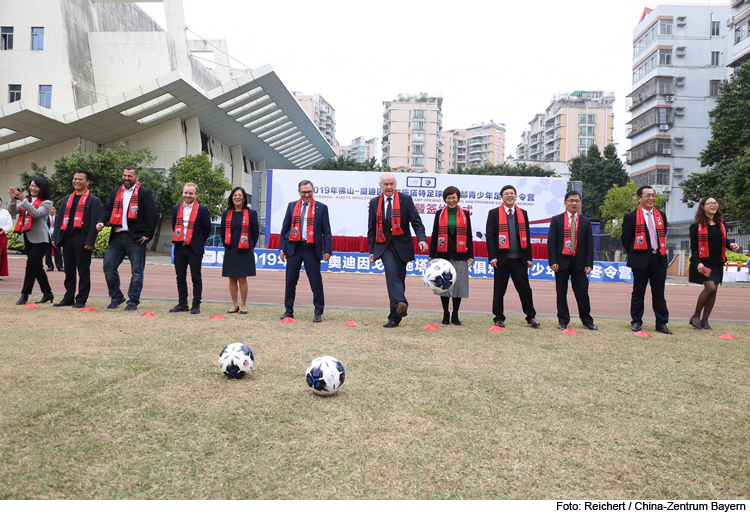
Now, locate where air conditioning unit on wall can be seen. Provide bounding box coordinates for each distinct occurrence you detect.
[666,95,675,102]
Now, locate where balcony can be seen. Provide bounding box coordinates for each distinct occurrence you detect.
[627,76,675,111]
[627,138,672,164]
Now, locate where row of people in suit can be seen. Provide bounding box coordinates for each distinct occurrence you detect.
[8,172,739,331]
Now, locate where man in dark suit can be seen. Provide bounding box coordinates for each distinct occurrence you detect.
[621,185,671,334]
[96,167,158,311]
[52,170,102,308]
[169,183,212,315]
[486,184,540,328]
[368,173,428,328]
[279,179,332,323]
[547,190,596,330]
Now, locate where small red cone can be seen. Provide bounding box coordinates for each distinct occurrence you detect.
[209,314,225,320]
[634,330,651,337]
[423,324,440,331]
[718,333,737,340]
[141,311,157,317]
[79,307,96,312]
[562,328,579,335]
[22,303,39,309]
[489,325,505,332]
[281,317,296,323]
[344,320,359,327]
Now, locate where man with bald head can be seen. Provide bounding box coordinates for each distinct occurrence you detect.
[368,173,428,328]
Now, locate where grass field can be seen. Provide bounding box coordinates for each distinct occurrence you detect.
[1,295,748,499]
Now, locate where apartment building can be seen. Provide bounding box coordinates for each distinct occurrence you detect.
[627,4,730,224]
[381,94,443,173]
[441,122,505,172]
[336,136,378,163]
[515,91,615,163]
[293,92,337,147]
[728,0,750,67]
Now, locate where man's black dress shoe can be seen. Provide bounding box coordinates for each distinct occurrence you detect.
[631,322,642,332]
[383,319,400,328]
[313,314,322,323]
[280,311,293,320]
[527,318,541,328]
[54,300,74,307]
[557,324,567,330]
[585,324,598,331]
[396,302,408,315]
[169,304,189,313]
[655,325,672,335]
[73,302,86,309]
[493,319,505,328]
[190,306,200,315]
[124,304,138,311]
[108,300,125,309]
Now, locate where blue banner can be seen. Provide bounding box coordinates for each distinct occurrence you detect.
[182,247,634,283]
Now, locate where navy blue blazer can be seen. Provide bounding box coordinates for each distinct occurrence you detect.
[621,208,669,269]
[367,192,426,262]
[279,200,332,260]
[547,212,594,271]
[53,192,102,248]
[485,206,534,265]
[171,203,212,256]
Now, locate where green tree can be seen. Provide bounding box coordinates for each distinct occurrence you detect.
[449,162,555,177]
[600,181,667,238]
[569,143,629,223]
[166,152,232,220]
[311,156,390,172]
[680,61,750,227]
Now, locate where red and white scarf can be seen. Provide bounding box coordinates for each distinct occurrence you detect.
[14,198,44,234]
[634,207,666,255]
[109,183,140,226]
[375,192,402,243]
[698,222,727,263]
[437,206,468,253]
[562,211,579,256]
[60,190,90,232]
[289,199,315,244]
[173,202,199,246]
[497,206,527,250]
[225,209,250,250]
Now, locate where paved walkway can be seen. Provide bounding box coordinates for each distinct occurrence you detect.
[2,253,749,323]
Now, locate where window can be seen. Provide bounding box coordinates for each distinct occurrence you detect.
[414,109,424,118]
[8,84,21,103]
[413,133,424,141]
[38,85,51,108]
[412,121,424,130]
[659,49,672,65]
[710,80,721,96]
[31,27,44,50]
[1,27,13,50]
[578,138,595,147]
[578,126,595,136]
[660,21,673,36]
[736,21,748,44]
[579,150,588,157]
[711,51,720,66]
[711,21,720,37]
[411,157,424,166]
[413,144,423,154]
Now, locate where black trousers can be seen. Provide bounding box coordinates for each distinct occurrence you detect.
[492,257,536,322]
[630,252,669,326]
[284,243,325,314]
[174,243,203,306]
[381,244,408,321]
[22,240,52,296]
[60,238,93,304]
[45,244,63,270]
[554,264,593,326]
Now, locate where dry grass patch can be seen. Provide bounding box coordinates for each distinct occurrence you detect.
[0,295,748,499]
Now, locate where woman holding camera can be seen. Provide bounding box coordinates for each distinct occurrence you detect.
[688,196,740,330]
[9,177,55,305]
[428,186,474,325]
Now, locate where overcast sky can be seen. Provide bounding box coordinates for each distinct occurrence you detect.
[139,0,724,160]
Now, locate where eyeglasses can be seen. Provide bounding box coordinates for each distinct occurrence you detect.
[299,191,313,195]
[704,201,718,206]
[641,193,656,198]
[565,199,581,203]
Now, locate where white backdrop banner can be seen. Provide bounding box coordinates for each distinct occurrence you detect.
[266,170,568,242]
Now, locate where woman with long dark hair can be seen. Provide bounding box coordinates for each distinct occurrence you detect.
[220,187,259,314]
[428,186,474,325]
[688,197,740,329]
[8,177,54,305]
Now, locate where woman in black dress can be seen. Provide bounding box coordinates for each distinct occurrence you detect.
[220,187,259,314]
[688,197,739,330]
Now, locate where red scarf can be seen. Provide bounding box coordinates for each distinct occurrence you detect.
[60,190,90,232]
[375,192,402,243]
[289,199,315,244]
[634,207,666,255]
[562,211,579,256]
[437,206,468,253]
[497,206,527,250]
[109,183,140,226]
[14,198,44,234]
[173,202,199,246]
[698,222,727,263]
[225,209,250,249]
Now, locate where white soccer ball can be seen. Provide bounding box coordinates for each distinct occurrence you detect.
[218,343,255,379]
[305,356,345,396]
[423,258,457,293]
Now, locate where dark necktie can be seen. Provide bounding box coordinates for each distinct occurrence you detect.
[508,208,513,218]
[570,214,576,255]
[301,203,308,241]
[386,198,392,221]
